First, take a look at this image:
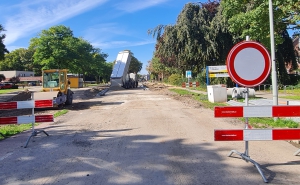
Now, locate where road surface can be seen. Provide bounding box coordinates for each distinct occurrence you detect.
[0,86,300,184]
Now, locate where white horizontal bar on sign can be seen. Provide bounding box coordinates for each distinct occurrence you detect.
[208,65,227,73]
[17,101,34,109]
[17,115,35,124]
[243,106,272,117]
[209,73,229,78]
[244,129,272,141]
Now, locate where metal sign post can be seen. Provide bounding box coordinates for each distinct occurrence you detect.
[222,38,271,183]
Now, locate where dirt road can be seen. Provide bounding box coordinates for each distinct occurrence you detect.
[0,85,300,184]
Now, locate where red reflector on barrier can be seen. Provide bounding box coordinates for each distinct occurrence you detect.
[35,115,54,122]
[272,129,300,140]
[273,106,300,117]
[35,100,53,108]
[215,130,243,141]
[0,102,17,110]
[215,106,243,117]
[0,117,18,125]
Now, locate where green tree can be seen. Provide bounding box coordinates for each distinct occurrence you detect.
[147,56,179,80]
[221,0,300,48]
[0,24,9,60]
[0,48,34,71]
[29,25,108,79]
[147,57,165,78]
[221,0,299,85]
[129,55,143,73]
[29,25,77,70]
[71,37,108,81]
[149,1,223,75]
[100,62,113,83]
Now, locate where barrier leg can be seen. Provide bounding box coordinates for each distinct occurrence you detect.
[294,149,300,156]
[24,93,49,148]
[24,129,49,148]
[227,88,268,183]
[228,149,268,183]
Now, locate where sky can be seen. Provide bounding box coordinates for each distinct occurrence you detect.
[0,0,200,75]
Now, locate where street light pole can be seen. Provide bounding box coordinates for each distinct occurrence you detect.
[269,0,278,105]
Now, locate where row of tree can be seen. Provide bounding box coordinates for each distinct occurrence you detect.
[0,25,143,83]
[147,0,300,86]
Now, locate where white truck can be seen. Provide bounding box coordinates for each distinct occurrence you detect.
[110,50,132,88]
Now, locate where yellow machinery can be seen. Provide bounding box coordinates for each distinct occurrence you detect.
[41,69,73,106]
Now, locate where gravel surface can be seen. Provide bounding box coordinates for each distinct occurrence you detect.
[0,83,300,185]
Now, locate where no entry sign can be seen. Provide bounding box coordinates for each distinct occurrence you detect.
[226,41,271,87]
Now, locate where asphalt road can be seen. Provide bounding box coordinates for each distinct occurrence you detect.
[0,87,300,184]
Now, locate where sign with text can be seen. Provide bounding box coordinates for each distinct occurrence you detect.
[208,65,228,73]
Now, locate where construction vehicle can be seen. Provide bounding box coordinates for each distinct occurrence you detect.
[129,73,138,88]
[110,50,132,88]
[38,69,73,106]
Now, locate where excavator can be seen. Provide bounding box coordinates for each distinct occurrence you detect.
[39,69,73,106]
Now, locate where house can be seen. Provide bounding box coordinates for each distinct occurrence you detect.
[0,70,41,85]
[0,70,34,78]
[285,36,300,74]
[294,36,300,65]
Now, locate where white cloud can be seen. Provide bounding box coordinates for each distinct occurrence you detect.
[92,40,155,49]
[83,23,128,42]
[3,0,108,45]
[84,23,155,49]
[114,0,170,13]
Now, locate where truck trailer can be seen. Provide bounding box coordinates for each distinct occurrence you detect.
[110,50,132,88]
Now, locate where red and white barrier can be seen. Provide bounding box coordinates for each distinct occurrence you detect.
[0,98,54,147]
[0,100,53,110]
[0,115,53,125]
[215,105,300,117]
[215,129,300,141]
[0,99,54,125]
[215,105,300,157]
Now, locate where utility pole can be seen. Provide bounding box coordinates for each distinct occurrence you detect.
[269,0,278,105]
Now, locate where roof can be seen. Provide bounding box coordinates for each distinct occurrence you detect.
[19,76,42,81]
[2,76,42,82]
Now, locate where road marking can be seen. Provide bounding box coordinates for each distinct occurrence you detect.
[0,152,13,161]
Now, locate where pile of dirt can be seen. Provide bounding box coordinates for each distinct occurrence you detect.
[6,90,32,102]
[144,82,203,108]
[84,86,109,98]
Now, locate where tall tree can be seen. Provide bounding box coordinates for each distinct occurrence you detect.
[99,62,113,83]
[0,48,34,71]
[129,55,143,73]
[149,1,222,74]
[221,0,299,85]
[29,25,77,70]
[0,24,9,60]
[29,25,109,79]
[221,0,300,48]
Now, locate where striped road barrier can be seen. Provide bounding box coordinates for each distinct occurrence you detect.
[0,94,54,148]
[214,105,300,182]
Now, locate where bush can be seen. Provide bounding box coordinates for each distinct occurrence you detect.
[168,74,183,86]
[9,76,20,85]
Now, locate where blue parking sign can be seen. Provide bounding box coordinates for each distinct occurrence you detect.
[186,70,192,78]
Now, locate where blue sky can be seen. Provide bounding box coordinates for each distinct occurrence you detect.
[0,0,198,75]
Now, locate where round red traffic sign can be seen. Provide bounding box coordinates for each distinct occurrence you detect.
[226,41,271,87]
